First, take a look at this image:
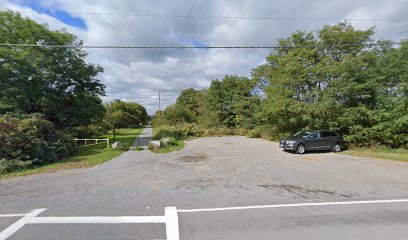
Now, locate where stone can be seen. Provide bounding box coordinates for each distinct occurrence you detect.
[111,141,122,150]
[161,138,171,146]
[150,140,161,149]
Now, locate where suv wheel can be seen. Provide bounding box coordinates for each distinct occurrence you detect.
[296,144,306,154]
[332,143,341,152]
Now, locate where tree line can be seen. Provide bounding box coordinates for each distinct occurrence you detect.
[153,22,407,148]
[0,11,148,173]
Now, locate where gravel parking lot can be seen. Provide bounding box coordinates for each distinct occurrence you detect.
[1,136,407,239]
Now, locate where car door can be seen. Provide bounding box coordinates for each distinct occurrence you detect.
[305,131,320,150]
[317,131,333,150]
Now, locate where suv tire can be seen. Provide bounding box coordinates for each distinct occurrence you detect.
[296,144,306,154]
[332,142,341,152]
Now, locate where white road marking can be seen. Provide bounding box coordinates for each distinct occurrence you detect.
[28,216,167,224]
[0,208,46,240]
[0,214,26,218]
[0,208,180,240]
[177,198,408,213]
[165,207,180,240]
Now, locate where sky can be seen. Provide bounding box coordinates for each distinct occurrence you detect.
[1,0,408,115]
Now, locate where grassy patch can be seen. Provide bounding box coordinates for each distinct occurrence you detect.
[1,128,143,179]
[151,139,185,154]
[343,147,408,162]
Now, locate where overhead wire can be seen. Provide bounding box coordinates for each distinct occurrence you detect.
[179,0,197,40]
[185,0,207,38]
[0,42,403,49]
[2,9,408,22]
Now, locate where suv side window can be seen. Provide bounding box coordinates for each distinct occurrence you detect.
[319,131,331,138]
[329,131,338,137]
[309,132,318,139]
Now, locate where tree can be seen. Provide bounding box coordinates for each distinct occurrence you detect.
[176,88,205,117]
[0,11,105,128]
[104,100,148,141]
[204,75,258,128]
[252,21,407,146]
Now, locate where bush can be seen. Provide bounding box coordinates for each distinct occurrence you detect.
[0,114,74,167]
[71,124,109,138]
[0,158,33,174]
[147,143,155,150]
[160,137,178,147]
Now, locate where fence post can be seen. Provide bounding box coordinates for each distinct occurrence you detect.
[107,138,109,149]
[74,139,77,148]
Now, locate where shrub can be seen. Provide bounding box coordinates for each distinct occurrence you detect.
[0,158,33,174]
[147,143,154,150]
[160,137,178,147]
[71,123,109,138]
[0,114,74,167]
[247,128,261,138]
[136,146,144,151]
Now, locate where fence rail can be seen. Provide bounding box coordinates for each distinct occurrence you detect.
[74,138,109,149]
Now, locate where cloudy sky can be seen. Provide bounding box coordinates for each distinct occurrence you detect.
[1,0,408,114]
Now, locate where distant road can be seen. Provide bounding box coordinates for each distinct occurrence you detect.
[131,123,152,149]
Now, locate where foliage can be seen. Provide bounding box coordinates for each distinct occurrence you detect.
[136,146,144,151]
[1,127,144,177]
[105,99,148,140]
[160,137,178,147]
[149,138,185,154]
[71,123,109,138]
[0,114,74,173]
[203,75,259,128]
[152,22,407,148]
[0,11,105,128]
[252,22,407,147]
[176,88,205,116]
[152,104,195,126]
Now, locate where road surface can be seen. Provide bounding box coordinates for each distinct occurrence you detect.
[1,136,407,239]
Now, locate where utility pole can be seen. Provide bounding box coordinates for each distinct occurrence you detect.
[159,90,161,112]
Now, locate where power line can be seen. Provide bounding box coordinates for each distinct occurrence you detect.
[202,16,408,22]
[3,9,408,22]
[179,0,197,40]
[0,42,402,49]
[186,0,207,38]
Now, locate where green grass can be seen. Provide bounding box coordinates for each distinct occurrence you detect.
[0,128,144,179]
[343,147,408,162]
[151,139,185,154]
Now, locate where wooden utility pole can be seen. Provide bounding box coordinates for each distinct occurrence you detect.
[159,90,161,112]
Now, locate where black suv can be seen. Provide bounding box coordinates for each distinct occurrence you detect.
[279,130,345,154]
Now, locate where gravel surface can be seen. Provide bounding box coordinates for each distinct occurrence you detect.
[1,136,407,239]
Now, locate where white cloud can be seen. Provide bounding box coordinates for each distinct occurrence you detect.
[1,0,408,114]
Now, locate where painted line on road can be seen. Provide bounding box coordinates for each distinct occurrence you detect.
[0,214,26,218]
[0,208,180,240]
[28,216,167,224]
[0,208,46,240]
[165,207,180,240]
[177,198,408,213]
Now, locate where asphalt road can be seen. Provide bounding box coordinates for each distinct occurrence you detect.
[1,135,407,239]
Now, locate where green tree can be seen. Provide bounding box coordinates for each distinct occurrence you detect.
[204,75,257,128]
[104,100,148,141]
[176,88,205,117]
[253,21,407,146]
[0,11,105,128]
